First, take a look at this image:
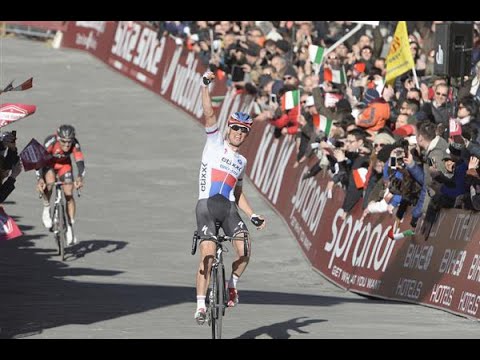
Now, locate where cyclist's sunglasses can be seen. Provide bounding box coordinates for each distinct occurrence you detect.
[59,138,73,144]
[229,125,249,134]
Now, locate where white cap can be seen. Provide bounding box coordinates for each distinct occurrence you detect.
[407,136,417,145]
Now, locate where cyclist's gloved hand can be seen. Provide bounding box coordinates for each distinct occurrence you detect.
[202,71,215,87]
[74,176,84,190]
[250,213,265,229]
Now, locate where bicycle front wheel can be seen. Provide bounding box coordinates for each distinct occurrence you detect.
[58,204,67,260]
[211,264,225,339]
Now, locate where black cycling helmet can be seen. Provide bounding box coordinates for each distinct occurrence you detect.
[57,124,75,140]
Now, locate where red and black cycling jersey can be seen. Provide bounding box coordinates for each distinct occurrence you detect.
[36,134,85,178]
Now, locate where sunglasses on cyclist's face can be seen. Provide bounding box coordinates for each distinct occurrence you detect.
[229,125,249,134]
[59,138,73,144]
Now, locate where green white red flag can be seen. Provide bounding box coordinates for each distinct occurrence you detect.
[309,45,325,65]
[281,90,300,111]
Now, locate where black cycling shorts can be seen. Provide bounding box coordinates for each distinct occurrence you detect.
[196,194,249,238]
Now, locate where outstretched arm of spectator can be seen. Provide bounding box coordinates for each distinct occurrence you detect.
[201,71,216,128]
[466,157,480,186]
[405,145,425,186]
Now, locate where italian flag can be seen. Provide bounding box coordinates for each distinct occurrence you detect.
[211,96,225,109]
[324,66,346,84]
[281,90,300,111]
[313,114,333,137]
[309,45,325,65]
[332,66,346,84]
[352,167,368,189]
[388,228,415,240]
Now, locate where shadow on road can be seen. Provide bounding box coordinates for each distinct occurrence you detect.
[65,239,128,261]
[0,229,401,339]
[236,317,327,339]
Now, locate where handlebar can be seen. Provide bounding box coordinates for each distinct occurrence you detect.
[191,232,249,257]
[37,181,82,198]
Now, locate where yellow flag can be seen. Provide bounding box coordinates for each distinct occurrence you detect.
[385,21,415,85]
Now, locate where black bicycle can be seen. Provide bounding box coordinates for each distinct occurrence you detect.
[50,181,80,260]
[191,222,249,339]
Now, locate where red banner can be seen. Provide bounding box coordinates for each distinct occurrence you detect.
[60,21,480,320]
[0,103,36,128]
[0,207,22,241]
[61,21,117,62]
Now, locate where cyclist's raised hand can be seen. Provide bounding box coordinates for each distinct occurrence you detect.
[74,176,84,190]
[250,213,266,230]
[37,178,46,193]
[202,70,216,86]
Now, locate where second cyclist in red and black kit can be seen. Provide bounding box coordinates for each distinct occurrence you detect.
[37,124,85,245]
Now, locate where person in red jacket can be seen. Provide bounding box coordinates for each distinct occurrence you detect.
[269,105,300,138]
[269,86,300,138]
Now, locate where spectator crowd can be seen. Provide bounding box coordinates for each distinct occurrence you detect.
[151,20,480,234]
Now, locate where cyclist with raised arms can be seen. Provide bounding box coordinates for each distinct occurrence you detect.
[194,71,266,324]
[37,124,85,245]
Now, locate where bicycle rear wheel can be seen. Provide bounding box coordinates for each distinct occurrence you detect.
[53,205,62,257]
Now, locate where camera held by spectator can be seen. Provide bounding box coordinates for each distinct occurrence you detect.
[310,131,327,150]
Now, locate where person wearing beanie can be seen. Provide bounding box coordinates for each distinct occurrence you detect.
[423,146,468,224]
[283,65,299,86]
[360,88,380,107]
[355,87,391,134]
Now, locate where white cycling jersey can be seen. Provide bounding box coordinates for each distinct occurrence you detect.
[198,124,246,201]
